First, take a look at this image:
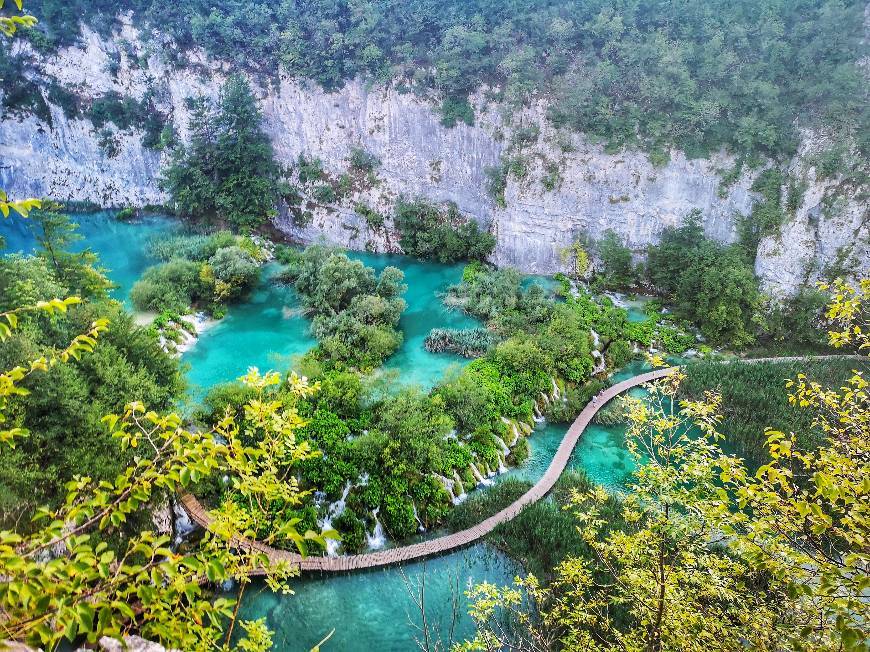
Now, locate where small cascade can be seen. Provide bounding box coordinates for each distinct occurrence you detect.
[551,378,561,400]
[452,470,466,495]
[496,452,508,474]
[366,508,386,550]
[567,278,582,298]
[591,329,601,350]
[434,473,456,500]
[411,502,426,532]
[452,470,468,504]
[501,417,520,446]
[539,391,550,406]
[172,501,197,548]
[319,481,352,557]
[592,349,606,375]
[533,400,546,423]
[469,462,492,487]
[605,292,628,308]
[485,461,496,478]
[493,434,511,457]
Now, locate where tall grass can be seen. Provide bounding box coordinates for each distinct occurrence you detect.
[446,473,627,581]
[680,358,866,470]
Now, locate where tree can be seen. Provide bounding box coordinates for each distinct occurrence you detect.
[596,230,637,290]
[26,202,112,299]
[646,211,761,347]
[0,291,331,649]
[710,277,870,650]
[460,279,870,652]
[162,75,279,230]
[393,200,495,264]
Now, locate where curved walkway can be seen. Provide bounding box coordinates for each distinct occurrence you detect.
[180,366,677,573]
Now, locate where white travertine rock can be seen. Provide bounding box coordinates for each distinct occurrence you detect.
[1,23,865,298]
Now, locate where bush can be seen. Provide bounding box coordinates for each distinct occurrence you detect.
[348,147,380,172]
[393,199,495,263]
[439,96,474,128]
[207,246,260,301]
[130,259,203,313]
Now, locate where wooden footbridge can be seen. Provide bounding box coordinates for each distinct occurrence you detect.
[180,366,677,573]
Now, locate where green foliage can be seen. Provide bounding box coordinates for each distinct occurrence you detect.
[133,232,263,314]
[679,358,861,470]
[439,96,474,128]
[348,146,380,172]
[0,216,183,513]
[130,258,203,313]
[286,245,406,369]
[595,229,637,290]
[393,199,495,263]
[757,289,830,353]
[207,246,260,302]
[646,210,762,347]
[161,76,279,229]
[424,328,495,358]
[739,168,787,258]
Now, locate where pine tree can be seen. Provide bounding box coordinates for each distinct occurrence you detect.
[163,75,278,230]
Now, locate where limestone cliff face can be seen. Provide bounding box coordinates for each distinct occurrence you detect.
[1,20,866,297]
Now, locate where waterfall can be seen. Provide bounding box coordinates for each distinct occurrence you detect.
[172,501,197,548]
[366,508,386,550]
[605,292,628,308]
[469,462,492,487]
[496,452,508,474]
[434,473,456,500]
[452,470,468,504]
[493,434,510,456]
[591,329,601,350]
[501,417,520,446]
[592,349,606,375]
[452,470,466,495]
[411,502,425,532]
[551,378,561,400]
[319,481,352,556]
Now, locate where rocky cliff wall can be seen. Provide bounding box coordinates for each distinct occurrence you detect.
[1,19,866,297]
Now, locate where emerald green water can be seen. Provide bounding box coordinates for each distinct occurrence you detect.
[0,211,177,307]
[3,213,652,650]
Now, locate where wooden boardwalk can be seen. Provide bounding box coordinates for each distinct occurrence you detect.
[179,366,677,573]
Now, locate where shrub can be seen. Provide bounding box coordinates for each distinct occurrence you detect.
[393,199,495,263]
[207,246,260,301]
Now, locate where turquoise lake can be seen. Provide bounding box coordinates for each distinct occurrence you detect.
[2,211,646,651]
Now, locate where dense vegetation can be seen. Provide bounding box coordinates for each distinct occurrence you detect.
[130,230,270,317]
[393,199,496,263]
[645,211,761,347]
[21,0,868,164]
[423,327,495,358]
[282,245,407,369]
[0,207,183,516]
[680,358,865,470]
[161,75,279,229]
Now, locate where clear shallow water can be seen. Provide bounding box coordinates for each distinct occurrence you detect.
[0,211,177,307]
[231,544,520,652]
[1,212,480,395]
[348,251,481,390]
[183,251,479,395]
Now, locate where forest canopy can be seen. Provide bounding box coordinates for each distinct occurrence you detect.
[21,0,869,161]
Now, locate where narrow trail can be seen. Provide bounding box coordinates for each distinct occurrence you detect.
[179,366,677,573]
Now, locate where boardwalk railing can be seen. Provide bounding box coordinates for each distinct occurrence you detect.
[179,366,678,573]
